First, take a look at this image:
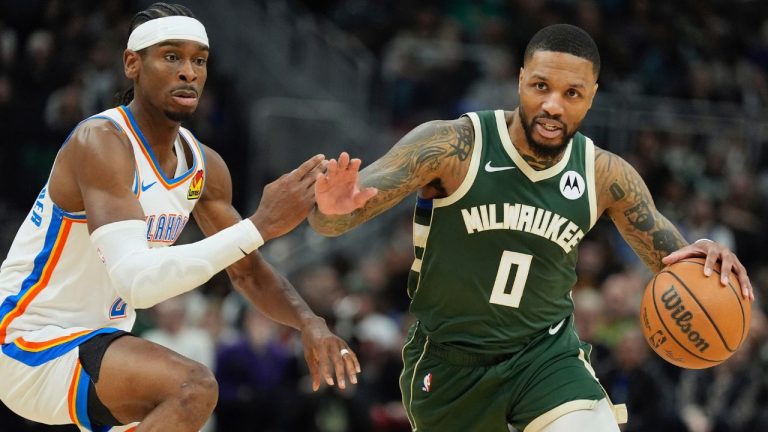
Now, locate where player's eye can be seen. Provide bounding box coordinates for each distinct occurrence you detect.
[165,53,178,62]
[534,82,547,91]
[567,89,581,98]
[194,57,207,66]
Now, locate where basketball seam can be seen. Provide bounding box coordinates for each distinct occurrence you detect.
[679,259,746,351]
[651,271,720,365]
[667,271,734,352]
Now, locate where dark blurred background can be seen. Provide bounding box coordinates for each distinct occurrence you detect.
[1,0,767,431]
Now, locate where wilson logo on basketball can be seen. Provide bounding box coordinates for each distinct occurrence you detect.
[187,170,204,200]
[660,286,710,353]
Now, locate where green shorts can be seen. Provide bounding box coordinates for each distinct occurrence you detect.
[399,314,607,431]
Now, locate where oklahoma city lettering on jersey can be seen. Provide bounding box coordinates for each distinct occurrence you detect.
[0,104,206,346]
[145,214,189,243]
[460,203,584,253]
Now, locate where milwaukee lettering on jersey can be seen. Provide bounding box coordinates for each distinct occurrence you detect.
[460,203,584,253]
[144,213,189,244]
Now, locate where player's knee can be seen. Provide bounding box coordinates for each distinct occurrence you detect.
[177,362,218,415]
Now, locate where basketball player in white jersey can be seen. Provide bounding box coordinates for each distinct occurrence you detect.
[0,3,375,431]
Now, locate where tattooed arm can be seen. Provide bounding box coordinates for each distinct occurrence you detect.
[309,117,474,236]
[595,147,687,273]
[596,147,753,298]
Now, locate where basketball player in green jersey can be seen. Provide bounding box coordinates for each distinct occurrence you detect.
[310,24,754,432]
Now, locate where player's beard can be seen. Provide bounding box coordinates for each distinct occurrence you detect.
[164,109,194,123]
[519,106,574,159]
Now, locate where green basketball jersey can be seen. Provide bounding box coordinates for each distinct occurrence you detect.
[407,110,599,354]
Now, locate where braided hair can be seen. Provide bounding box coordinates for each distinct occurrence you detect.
[117,3,197,105]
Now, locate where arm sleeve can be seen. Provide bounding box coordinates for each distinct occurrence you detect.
[91,218,263,309]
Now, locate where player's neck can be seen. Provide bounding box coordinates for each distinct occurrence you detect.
[506,109,566,171]
[126,100,182,156]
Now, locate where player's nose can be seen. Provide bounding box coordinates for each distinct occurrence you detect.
[542,94,564,117]
[178,60,197,82]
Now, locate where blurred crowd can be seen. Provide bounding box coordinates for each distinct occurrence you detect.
[315,0,768,126]
[0,0,248,231]
[1,0,768,431]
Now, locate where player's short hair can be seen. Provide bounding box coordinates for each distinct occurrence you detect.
[118,3,198,105]
[523,24,600,78]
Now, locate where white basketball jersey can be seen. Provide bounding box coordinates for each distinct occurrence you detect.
[0,106,206,344]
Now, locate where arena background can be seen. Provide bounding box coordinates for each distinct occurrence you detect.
[1,0,767,431]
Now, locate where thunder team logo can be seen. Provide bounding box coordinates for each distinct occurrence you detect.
[187,169,204,200]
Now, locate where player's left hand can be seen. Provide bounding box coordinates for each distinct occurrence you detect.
[663,239,753,300]
[300,317,360,391]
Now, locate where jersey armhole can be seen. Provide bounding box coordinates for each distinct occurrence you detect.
[433,113,483,208]
[584,137,597,229]
[48,114,132,215]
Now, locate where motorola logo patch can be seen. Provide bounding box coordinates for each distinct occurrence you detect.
[560,171,585,200]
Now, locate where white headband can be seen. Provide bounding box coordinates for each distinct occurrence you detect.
[127,16,209,51]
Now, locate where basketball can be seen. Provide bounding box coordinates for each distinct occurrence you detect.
[639,257,750,369]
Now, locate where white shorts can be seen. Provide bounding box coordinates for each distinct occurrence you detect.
[0,325,137,431]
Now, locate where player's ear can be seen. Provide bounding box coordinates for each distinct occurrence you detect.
[124,50,140,80]
[586,82,598,110]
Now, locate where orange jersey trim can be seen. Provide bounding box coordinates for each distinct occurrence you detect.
[0,218,75,342]
[13,329,92,352]
[67,360,84,428]
[116,106,198,190]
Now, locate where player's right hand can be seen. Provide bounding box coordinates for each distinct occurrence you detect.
[662,239,754,300]
[315,152,378,215]
[250,154,326,241]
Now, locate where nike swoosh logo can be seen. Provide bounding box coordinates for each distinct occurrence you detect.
[548,318,566,335]
[485,161,516,172]
[140,181,157,192]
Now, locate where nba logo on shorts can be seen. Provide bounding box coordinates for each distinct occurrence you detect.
[422,373,432,392]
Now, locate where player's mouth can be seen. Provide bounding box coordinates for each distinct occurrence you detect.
[171,88,198,107]
[534,119,564,140]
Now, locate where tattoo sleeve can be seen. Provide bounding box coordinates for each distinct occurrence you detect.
[596,149,687,272]
[310,118,474,235]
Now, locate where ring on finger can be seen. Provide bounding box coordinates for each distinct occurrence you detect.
[340,348,350,357]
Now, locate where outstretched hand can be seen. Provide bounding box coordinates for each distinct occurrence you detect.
[315,152,378,215]
[300,317,361,391]
[662,239,754,300]
[250,154,326,241]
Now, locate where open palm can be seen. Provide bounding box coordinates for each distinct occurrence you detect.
[315,152,378,215]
